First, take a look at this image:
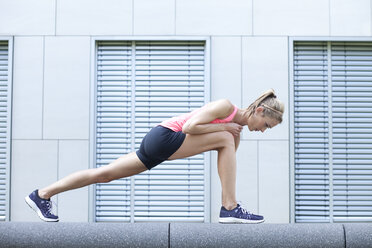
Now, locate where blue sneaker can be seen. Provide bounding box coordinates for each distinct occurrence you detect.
[219,203,264,224]
[25,189,59,222]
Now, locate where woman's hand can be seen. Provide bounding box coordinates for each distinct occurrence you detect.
[224,123,243,137]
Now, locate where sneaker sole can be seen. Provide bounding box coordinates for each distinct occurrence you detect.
[219,217,265,224]
[25,196,59,222]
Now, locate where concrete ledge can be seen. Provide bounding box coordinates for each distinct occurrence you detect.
[171,223,345,248]
[0,222,371,248]
[0,222,168,248]
[344,224,372,248]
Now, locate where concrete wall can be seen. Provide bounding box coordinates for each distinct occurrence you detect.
[1,0,371,223]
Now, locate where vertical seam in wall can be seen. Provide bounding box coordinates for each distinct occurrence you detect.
[288,36,292,223]
[168,223,171,248]
[42,37,45,139]
[342,224,346,248]
[174,0,177,35]
[329,0,331,36]
[89,38,92,157]
[56,140,59,214]
[55,0,57,36]
[88,37,92,222]
[252,0,254,35]
[132,0,134,35]
[8,37,14,221]
[240,37,243,108]
[257,140,259,212]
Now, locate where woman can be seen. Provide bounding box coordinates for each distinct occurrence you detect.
[25,89,284,223]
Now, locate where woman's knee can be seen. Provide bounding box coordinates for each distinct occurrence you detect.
[93,168,114,183]
[216,131,236,149]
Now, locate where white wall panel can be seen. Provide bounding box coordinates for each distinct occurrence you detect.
[242,37,289,140]
[210,151,220,223]
[12,37,43,139]
[330,0,371,36]
[258,140,289,223]
[57,0,132,35]
[210,141,258,223]
[44,37,90,139]
[211,37,241,106]
[11,140,58,221]
[236,141,259,214]
[134,0,175,35]
[176,0,252,35]
[58,140,89,222]
[253,0,329,36]
[0,0,55,35]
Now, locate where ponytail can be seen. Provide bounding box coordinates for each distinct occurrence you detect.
[246,89,284,123]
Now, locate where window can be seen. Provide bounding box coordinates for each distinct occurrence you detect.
[0,39,13,222]
[293,41,372,223]
[93,40,209,222]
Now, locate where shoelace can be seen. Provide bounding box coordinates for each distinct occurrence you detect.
[44,199,58,216]
[237,202,251,215]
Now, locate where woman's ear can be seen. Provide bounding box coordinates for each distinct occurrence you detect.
[255,106,264,115]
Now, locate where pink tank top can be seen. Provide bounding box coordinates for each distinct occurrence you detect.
[160,105,238,132]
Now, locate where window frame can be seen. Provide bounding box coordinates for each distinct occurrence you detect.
[89,36,211,223]
[289,36,372,223]
[0,36,13,222]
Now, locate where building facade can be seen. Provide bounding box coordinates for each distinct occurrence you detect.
[0,0,371,223]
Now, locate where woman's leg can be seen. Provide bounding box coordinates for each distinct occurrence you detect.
[168,131,238,210]
[38,152,147,199]
[234,134,240,151]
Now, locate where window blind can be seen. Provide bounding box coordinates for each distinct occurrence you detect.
[95,40,207,222]
[294,41,372,223]
[294,41,330,223]
[95,41,133,222]
[331,42,372,222]
[134,41,205,222]
[0,40,11,222]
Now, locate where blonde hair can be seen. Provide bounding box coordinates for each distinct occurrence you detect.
[246,89,284,123]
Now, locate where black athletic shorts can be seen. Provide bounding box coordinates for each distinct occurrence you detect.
[136,125,186,170]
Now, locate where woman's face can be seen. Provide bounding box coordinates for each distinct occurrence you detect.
[247,107,280,133]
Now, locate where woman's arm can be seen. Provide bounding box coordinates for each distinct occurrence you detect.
[182,99,242,136]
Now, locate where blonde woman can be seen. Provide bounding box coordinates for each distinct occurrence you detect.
[26,89,284,223]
